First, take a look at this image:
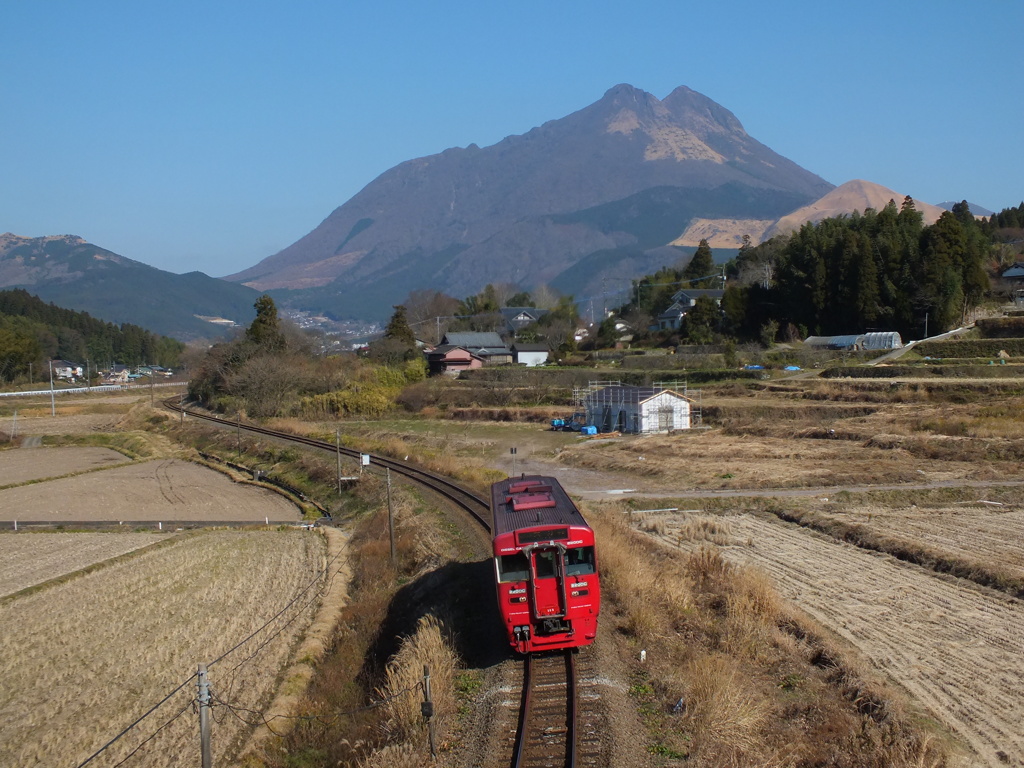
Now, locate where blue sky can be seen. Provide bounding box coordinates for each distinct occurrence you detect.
[2,0,1021,276]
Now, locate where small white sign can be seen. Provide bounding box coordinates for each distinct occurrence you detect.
[361,454,370,466]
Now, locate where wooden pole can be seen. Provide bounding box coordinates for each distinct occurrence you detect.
[422,665,436,758]
[387,468,396,567]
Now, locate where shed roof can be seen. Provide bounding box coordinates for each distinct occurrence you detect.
[442,331,506,348]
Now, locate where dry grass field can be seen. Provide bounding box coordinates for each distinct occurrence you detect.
[634,510,1023,767]
[0,532,163,597]
[0,529,326,768]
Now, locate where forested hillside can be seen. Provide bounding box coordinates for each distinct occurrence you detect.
[623,199,997,344]
[0,289,184,382]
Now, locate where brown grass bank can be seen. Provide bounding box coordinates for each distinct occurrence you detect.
[587,508,954,766]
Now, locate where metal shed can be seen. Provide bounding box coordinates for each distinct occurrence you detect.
[583,385,691,434]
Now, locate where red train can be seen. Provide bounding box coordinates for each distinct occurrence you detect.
[491,475,600,654]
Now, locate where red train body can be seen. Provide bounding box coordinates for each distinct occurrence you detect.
[491,475,600,654]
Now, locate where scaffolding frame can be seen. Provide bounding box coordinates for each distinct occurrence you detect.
[574,380,703,431]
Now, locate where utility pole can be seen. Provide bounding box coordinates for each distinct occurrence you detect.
[510,446,517,477]
[48,359,55,417]
[387,468,396,567]
[197,664,212,768]
[336,429,342,493]
[149,365,154,406]
[236,413,241,459]
[422,666,437,758]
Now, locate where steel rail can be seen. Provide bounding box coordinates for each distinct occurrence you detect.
[510,650,577,768]
[164,398,491,530]
[511,653,534,768]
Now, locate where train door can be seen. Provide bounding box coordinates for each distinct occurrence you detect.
[530,546,566,622]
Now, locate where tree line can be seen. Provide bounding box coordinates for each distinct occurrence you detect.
[0,289,184,383]
[618,198,1003,346]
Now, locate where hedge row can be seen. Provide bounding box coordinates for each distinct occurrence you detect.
[459,367,763,386]
[915,338,1024,358]
[822,364,1024,379]
[977,317,1024,338]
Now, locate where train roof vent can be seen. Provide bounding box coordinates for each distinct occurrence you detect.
[511,492,556,511]
[509,479,545,494]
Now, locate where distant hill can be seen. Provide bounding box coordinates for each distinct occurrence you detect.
[938,201,994,217]
[763,180,947,239]
[0,233,262,340]
[227,83,833,321]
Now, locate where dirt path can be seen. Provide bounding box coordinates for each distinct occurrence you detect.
[650,512,1024,767]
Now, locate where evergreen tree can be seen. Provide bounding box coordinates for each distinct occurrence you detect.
[246,295,285,350]
[383,305,416,346]
[682,239,716,287]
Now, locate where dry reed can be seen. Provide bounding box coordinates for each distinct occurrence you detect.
[377,615,458,743]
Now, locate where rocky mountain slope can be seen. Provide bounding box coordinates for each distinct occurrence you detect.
[0,233,261,340]
[228,84,834,321]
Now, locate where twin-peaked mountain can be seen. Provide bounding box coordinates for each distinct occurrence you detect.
[228,84,834,321]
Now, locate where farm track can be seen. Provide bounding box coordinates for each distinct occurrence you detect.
[165,398,492,530]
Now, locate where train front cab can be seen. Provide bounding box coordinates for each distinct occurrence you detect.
[494,527,599,654]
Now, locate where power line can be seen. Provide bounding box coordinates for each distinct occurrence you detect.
[73,673,197,768]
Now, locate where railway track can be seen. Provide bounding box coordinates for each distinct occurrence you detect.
[166,397,583,765]
[164,397,491,529]
[512,650,578,768]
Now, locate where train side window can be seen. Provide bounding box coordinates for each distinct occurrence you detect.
[534,550,557,579]
[498,553,529,583]
[565,546,595,576]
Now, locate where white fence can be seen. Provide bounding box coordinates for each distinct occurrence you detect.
[0,382,186,398]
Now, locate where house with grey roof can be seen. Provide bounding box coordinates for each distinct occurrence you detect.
[439,332,512,364]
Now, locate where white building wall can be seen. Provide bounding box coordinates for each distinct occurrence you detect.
[517,351,548,367]
[639,392,690,433]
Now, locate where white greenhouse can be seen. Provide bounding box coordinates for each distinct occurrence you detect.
[583,385,692,434]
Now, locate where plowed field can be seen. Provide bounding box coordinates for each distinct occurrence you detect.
[648,512,1024,767]
[0,457,299,522]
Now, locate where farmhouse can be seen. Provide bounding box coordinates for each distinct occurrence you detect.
[584,384,692,434]
[656,289,725,330]
[499,306,549,333]
[439,332,513,365]
[425,345,484,376]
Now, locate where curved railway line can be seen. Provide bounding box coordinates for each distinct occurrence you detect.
[164,398,582,768]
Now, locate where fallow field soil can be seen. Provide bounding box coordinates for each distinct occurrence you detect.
[0,445,129,485]
[0,457,301,522]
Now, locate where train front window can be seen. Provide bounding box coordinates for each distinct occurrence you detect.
[534,550,557,579]
[498,552,529,583]
[565,546,595,576]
